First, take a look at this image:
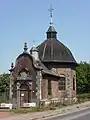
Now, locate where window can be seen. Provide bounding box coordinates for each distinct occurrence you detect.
[48,80,52,95]
[73,78,75,90]
[58,77,66,90]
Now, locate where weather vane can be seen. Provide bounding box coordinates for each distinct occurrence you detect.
[48,4,54,25]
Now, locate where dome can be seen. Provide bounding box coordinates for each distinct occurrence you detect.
[16,42,34,66]
[37,26,77,65]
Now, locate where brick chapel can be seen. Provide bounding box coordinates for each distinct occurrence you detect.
[9,9,78,108]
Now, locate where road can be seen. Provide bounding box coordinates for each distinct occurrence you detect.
[49,108,90,120]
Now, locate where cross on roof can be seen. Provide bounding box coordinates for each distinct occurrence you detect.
[48,4,54,25]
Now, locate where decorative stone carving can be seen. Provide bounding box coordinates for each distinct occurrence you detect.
[17,82,20,90]
[20,72,27,79]
[17,72,32,80]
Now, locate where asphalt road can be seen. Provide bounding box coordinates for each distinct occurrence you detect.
[49,108,90,120]
[72,113,90,120]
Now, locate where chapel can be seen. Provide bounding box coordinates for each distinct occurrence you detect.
[9,8,78,108]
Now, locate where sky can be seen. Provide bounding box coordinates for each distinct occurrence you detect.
[0,0,90,73]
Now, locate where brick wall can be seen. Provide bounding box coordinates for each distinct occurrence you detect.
[41,79,48,99]
[41,68,76,101]
[51,80,58,98]
[56,68,76,99]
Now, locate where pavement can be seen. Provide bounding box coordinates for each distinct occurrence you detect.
[0,101,90,120]
[72,112,90,120]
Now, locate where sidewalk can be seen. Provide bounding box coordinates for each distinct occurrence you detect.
[0,101,90,120]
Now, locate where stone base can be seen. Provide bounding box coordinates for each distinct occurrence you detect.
[40,97,77,106]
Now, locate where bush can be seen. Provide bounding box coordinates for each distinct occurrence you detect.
[77,93,90,102]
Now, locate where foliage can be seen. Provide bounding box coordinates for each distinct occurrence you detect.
[76,61,90,94]
[0,73,10,93]
[77,93,90,102]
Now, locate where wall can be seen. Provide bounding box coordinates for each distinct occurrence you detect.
[56,68,76,100]
[41,79,48,100]
[51,80,58,99]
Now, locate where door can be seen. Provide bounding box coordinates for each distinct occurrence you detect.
[20,83,31,107]
[20,90,31,106]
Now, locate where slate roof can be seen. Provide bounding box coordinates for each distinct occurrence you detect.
[37,25,77,65]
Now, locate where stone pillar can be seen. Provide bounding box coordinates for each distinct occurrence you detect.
[36,70,42,107]
[9,63,14,105]
[66,68,73,101]
[39,71,42,100]
[9,72,13,104]
[16,82,20,108]
[28,81,32,102]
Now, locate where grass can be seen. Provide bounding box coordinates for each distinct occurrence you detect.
[77,93,90,103]
[10,107,44,114]
[0,101,78,114]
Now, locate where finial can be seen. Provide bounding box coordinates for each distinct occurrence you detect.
[48,4,54,26]
[9,62,14,72]
[24,42,28,52]
[11,62,14,69]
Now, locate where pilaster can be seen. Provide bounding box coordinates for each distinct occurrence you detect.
[16,82,20,108]
[36,70,42,106]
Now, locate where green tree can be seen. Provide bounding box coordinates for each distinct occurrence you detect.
[0,73,10,93]
[76,61,90,94]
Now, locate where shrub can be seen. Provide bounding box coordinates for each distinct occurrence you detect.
[77,93,90,102]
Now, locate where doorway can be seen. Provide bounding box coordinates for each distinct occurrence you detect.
[20,83,31,106]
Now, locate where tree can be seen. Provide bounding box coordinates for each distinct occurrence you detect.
[0,73,10,93]
[76,61,90,94]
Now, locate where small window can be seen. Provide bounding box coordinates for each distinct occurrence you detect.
[58,77,66,90]
[73,78,75,91]
[48,80,52,95]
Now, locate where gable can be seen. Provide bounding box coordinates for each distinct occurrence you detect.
[13,53,36,81]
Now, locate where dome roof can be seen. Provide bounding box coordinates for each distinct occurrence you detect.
[37,26,77,64]
[16,42,33,64]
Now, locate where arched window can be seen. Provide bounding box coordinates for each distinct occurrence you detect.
[58,76,66,90]
[20,83,29,90]
[73,78,75,91]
